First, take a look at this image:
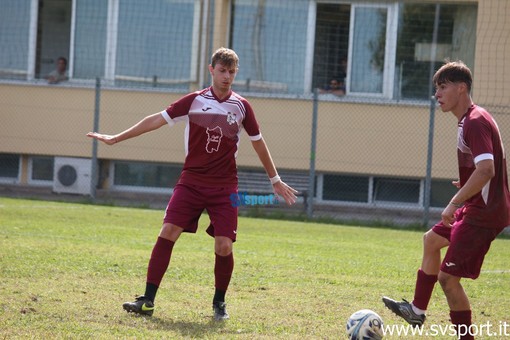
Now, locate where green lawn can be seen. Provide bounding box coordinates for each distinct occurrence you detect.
[0,197,508,339]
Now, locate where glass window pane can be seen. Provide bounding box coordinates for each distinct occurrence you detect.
[0,154,20,178]
[231,0,309,94]
[430,179,458,208]
[350,6,387,94]
[114,162,181,188]
[115,0,195,88]
[0,1,31,80]
[313,4,350,92]
[395,4,477,100]
[31,157,54,181]
[73,0,107,79]
[373,178,420,203]
[323,175,369,202]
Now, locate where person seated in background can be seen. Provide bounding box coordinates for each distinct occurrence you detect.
[46,57,68,84]
[320,78,345,96]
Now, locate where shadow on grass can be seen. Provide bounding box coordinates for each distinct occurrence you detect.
[136,315,247,337]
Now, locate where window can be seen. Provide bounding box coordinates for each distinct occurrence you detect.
[322,174,369,203]
[73,0,108,79]
[0,1,31,80]
[313,1,476,100]
[313,4,350,92]
[395,3,477,100]
[113,161,181,190]
[429,179,458,208]
[1,0,478,100]
[373,177,420,204]
[231,0,309,94]
[29,156,54,184]
[113,0,198,88]
[0,0,200,88]
[0,154,20,182]
[35,0,72,80]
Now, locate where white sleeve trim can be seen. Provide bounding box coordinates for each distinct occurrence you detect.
[474,153,493,164]
[160,110,175,127]
[249,133,262,141]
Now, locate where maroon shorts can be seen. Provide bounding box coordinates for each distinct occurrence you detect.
[432,209,504,279]
[163,183,238,241]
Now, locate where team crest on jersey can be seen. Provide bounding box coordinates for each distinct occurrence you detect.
[226,111,237,125]
[206,126,223,153]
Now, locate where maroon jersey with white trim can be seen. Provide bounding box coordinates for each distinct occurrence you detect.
[162,87,261,187]
[457,104,510,228]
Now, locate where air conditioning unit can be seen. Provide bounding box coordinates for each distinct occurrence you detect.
[53,157,93,195]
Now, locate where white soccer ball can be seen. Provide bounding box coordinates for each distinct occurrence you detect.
[346,309,384,340]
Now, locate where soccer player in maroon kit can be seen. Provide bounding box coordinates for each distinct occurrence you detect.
[383,61,510,339]
[87,47,298,320]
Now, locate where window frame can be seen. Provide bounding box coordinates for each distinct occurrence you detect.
[0,154,21,184]
[28,156,54,186]
[108,161,181,194]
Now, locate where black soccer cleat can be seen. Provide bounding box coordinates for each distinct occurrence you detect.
[122,295,155,316]
[382,296,426,327]
[212,301,229,321]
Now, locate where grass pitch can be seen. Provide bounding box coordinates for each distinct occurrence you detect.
[0,197,508,339]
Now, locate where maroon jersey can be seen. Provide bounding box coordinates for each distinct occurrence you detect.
[161,87,261,187]
[457,104,510,228]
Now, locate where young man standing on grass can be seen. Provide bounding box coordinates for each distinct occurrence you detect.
[382,61,510,340]
[87,47,298,321]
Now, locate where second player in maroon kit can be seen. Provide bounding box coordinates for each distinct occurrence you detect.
[87,47,298,321]
[383,61,510,340]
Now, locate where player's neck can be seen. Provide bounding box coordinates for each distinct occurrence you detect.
[452,97,473,121]
[211,86,231,101]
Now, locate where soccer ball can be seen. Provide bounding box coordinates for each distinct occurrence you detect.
[346,309,384,340]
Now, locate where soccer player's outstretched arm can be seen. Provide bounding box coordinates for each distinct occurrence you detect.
[251,138,298,205]
[86,112,167,145]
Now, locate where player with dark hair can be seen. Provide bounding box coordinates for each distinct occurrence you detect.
[87,47,298,320]
[382,60,510,340]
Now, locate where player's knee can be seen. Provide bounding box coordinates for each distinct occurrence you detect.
[423,231,436,249]
[215,237,232,256]
[423,230,446,251]
[159,223,183,241]
[438,271,456,291]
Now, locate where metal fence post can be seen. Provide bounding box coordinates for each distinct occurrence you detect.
[90,77,101,200]
[307,89,318,218]
[423,4,441,226]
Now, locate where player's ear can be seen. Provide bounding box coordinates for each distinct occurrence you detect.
[458,82,468,93]
[208,64,214,74]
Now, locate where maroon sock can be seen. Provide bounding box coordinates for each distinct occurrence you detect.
[146,237,175,287]
[412,269,438,311]
[450,310,473,340]
[214,253,234,292]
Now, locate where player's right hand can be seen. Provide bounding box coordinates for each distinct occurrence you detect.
[86,132,118,145]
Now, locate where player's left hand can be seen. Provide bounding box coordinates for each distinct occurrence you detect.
[441,203,456,227]
[273,180,298,205]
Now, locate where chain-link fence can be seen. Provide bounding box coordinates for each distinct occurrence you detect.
[1,0,509,227]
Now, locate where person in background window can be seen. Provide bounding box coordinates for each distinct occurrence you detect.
[320,78,345,96]
[382,61,510,340]
[87,47,298,321]
[46,57,68,84]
